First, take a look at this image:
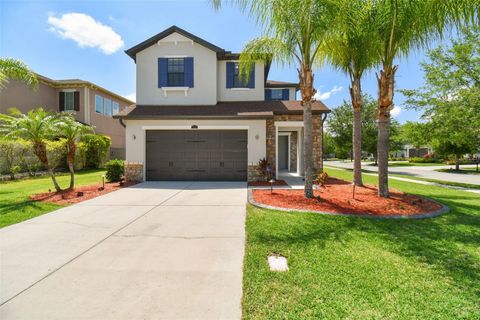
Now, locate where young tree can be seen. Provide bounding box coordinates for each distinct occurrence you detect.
[402,25,480,170]
[371,0,477,197]
[0,108,62,191]
[57,115,94,189]
[213,0,337,198]
[0,58,38,89]
[401,121,430,156]
[321,0,379,186]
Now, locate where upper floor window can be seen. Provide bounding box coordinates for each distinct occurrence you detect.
[95,95,103,113]
[112,102,120,115]
[104,98,112,116]
[271,89,283,100]
[265,88,289,101]
[59,91,79,112]
[64,92,75,111]
[158,57,194,88]
[226,62,255,89]
[167,58,185,86]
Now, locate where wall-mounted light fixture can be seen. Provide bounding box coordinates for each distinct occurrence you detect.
[255,134,260,140]
[191,125,198,129]
[132,134,136,140]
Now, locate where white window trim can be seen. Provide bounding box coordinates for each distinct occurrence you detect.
[160,87,190,97]
[103,98,113,117]
[229,88,252,91]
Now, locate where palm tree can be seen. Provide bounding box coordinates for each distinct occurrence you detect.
[0,58,38,89]
[213,0,337,198]
[372,0,478,197]
[57,115,94,190]
[321,0,378,186]
[0,108,62,191]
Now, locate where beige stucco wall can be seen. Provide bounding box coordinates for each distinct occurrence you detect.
[217,61,264,101]
[88,87,127,149]
[124,119,267,180]
[0,80,58,113]
[135,32,218,105]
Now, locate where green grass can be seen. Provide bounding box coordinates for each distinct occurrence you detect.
[436,168,480,175]
[243,168,480,319]
[388,173,480,190]
[0,169,106,228]
[366,162,446,167]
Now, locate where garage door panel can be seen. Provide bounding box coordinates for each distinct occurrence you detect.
[146,130,247,181]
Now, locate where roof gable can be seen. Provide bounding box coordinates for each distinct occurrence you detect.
[125,25,225,61]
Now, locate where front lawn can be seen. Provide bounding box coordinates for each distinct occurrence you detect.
[0,169,106,228]
[243,168,479,319]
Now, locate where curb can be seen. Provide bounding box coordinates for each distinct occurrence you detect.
[247,189,450,220]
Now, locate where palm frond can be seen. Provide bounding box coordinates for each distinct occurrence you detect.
[0,58,38,89]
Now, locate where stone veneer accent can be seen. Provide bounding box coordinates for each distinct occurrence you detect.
[248,164,263,182]
[266,114,323,175]
[125,162,144,182]
[290,131,297,172]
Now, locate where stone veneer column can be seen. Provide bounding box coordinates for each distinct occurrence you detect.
[124,162,144,182]
[290,131,298,172]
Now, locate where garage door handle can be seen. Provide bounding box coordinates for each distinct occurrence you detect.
[220,162,224,167]
[169,161,174,167]
[186,140,206,143]
[186,170,206,172]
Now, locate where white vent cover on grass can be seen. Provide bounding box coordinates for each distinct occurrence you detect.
[268,255,288,272]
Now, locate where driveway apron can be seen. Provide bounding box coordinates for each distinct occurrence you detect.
[0,181,246,320]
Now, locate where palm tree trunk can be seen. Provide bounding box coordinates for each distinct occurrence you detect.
[303,101,314,198]
[33,141,62,192]
[350,77,363,186]
[299,65,315,198]
[66,141,76,190]
[376,65,398,198]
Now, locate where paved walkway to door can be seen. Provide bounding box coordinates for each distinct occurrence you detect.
[0,181,246,320]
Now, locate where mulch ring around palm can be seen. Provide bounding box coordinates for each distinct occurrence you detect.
[29,181,138,205]
[252,178,443,216]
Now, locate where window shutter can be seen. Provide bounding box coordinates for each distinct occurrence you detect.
[184,57,194,87]
[282,89,289,100]
[59,92,65,111]
[74,91,80,111]
[158,58,168,87]
[265,89,272,101]
[247,65,255,88]
[226,62,234,88]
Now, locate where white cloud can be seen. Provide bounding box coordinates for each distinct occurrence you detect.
[48,13,124,54]
[391,105,401,117]
[314,85,343,101]
[124,93,136,103]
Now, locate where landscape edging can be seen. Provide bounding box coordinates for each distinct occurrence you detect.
[247,189,450,220]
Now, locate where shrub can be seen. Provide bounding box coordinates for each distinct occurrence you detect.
[409,156,441,163]
[313,171,328,188]
[80,134,111,168]
[46,139,67,170]
[256,158,273,181]
[105,159,124,182]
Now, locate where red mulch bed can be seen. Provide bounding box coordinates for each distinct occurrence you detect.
[252,178,442,216]
[248,179,288,187]
[29,181,138,205]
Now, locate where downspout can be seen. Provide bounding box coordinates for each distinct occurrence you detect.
[118,118,126,128]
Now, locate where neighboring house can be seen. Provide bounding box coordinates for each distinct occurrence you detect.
[0,73,133,159]
[115,26,330,182]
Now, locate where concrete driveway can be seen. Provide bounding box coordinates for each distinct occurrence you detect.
[0,181,246,320]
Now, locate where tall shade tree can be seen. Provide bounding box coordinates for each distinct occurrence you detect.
[0,108,62,191]
[0,58,38,89]
[213,0,337,198]
[321,0,378,186]
[372,0,478,197]
[57,115,94,190]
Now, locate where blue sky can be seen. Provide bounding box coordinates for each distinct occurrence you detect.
[0,0,450,123]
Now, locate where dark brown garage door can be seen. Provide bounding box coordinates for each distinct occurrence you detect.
[146,130,248,181]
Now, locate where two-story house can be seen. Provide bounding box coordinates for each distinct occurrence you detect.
[115,26,330,182]
[0,74,133,159]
